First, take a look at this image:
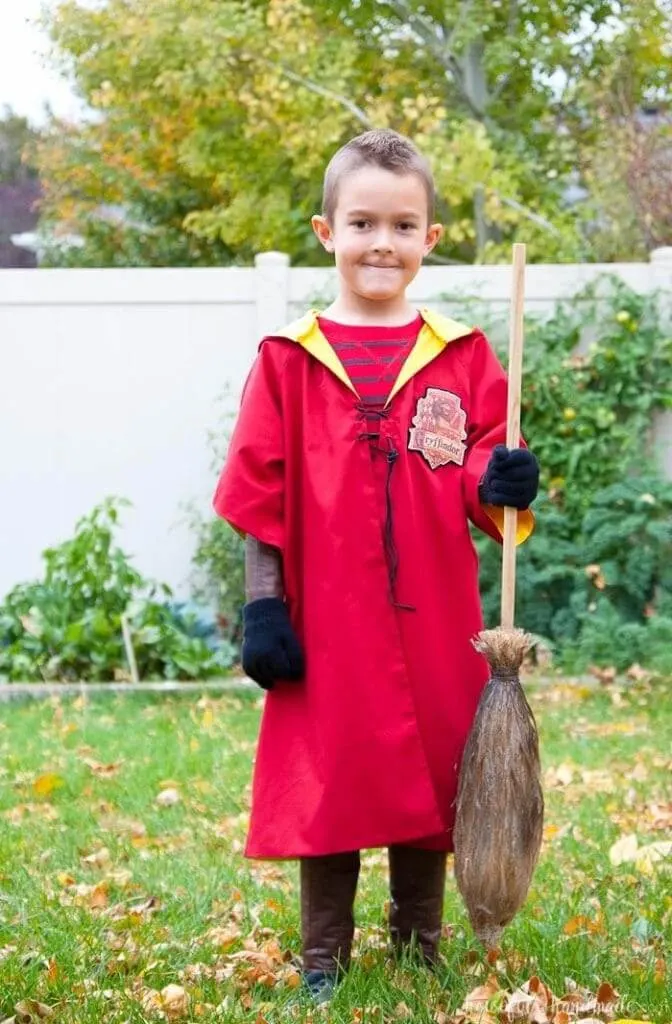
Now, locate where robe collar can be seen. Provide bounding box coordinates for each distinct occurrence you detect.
[272,307,473,407]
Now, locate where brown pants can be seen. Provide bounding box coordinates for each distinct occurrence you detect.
[300,846,447,973]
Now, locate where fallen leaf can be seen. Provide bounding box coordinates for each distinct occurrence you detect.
[140,989,163,1013]
[626,664,650,681]
[557,991,598,1015]
[504,989,536,1018]
[648,802,672,830]
[14,1001,55,1021]
[596,981,619,1006]
[91,882,110,910]
[156,788,181,808]
[563,915,591,936]
[546,763,574,787]
[462,975,500,1011]
[161,984,189,1019]
[81,758,123,778]
[81,847,111,869]
[99,813,147,838]
[589,665,616,685]
[609,834,639,866]
[208,924,242,951]
[32,774,64,798]
[635,840,672,874]
[60,881,109,912]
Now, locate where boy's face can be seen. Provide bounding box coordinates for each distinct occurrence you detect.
[312,165,443,307]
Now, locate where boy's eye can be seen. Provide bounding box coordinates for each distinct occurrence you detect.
[351,220,370,229]
[398,223,416,231]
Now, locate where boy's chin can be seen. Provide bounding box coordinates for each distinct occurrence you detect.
[354,285,406,303]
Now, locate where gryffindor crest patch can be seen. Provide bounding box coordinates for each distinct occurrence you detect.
[408,387,467,469]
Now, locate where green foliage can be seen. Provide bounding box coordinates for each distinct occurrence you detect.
[41,216,235,268]
[184,390,246,648]
[188,516,245,647]
[0,498,232,681]
[522,280,672,526]
[474,281,672,671]
[36,0,671,266]
[478,478,672,672]
[0,107,39,183]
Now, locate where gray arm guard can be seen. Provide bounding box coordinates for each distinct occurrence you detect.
[245,535,284,602]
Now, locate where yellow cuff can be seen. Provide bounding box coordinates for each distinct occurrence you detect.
[483,504,536,545]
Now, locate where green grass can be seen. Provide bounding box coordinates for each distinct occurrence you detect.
[0,677,670,1023]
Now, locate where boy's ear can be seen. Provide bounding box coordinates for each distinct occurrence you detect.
[311,214,335,253]
[424,222,443,255]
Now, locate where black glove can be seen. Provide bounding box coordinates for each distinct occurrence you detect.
[478,444,539,510]
[241,597,304,691]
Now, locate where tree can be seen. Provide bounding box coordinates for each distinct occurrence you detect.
[36,0,671,266]
[332,0,672,256]
[0,109,41,268]
[0,108,39,184]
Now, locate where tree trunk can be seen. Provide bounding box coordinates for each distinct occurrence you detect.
[473,184,488,262]
[461,39,491,258]
[462,39,489,119]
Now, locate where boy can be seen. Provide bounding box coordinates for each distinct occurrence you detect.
[213,129,539,1002]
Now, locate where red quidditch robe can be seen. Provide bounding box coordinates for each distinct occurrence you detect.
[214,308,535,858]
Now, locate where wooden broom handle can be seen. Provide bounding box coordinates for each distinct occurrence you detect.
[501,243,526,630]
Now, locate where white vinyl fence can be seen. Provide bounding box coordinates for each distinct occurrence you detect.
[1,248,671,604]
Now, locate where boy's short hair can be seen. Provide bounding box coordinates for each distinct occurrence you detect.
[322,129,436,224]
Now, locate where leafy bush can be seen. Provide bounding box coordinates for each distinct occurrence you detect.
[522,278,672,526]
[474,278,672,671]
[186,389,246,649]
[478,475,672,670]
[0,498,233,681]
[188,515,245,647]
[194,278,672,673]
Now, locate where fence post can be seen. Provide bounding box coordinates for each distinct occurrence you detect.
[650,247,672,318]
[649,248,672,479]
[255,251,290,340]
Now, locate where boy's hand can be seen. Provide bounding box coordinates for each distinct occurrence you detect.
[241,597,304,690]
[478,445,539,510]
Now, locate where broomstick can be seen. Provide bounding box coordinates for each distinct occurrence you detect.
[453,243,544,951]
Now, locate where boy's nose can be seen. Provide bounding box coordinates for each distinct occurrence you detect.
[372,233,394,253]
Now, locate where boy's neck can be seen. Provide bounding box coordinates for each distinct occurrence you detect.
[320,294,419,327]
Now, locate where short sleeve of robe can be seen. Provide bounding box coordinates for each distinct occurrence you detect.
[462,330,535,546]
[212,341,286,551]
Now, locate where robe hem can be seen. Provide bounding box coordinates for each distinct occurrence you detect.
[243,822,453,860]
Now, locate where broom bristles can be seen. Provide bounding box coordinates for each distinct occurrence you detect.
[454,627,544,950]
[471,627,535,674]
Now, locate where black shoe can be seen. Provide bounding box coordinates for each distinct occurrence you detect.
[303,969,338,1003]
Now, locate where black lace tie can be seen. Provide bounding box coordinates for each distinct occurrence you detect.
[356,404,415,612]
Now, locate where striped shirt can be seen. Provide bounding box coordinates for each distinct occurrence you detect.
[318,314,423,407]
